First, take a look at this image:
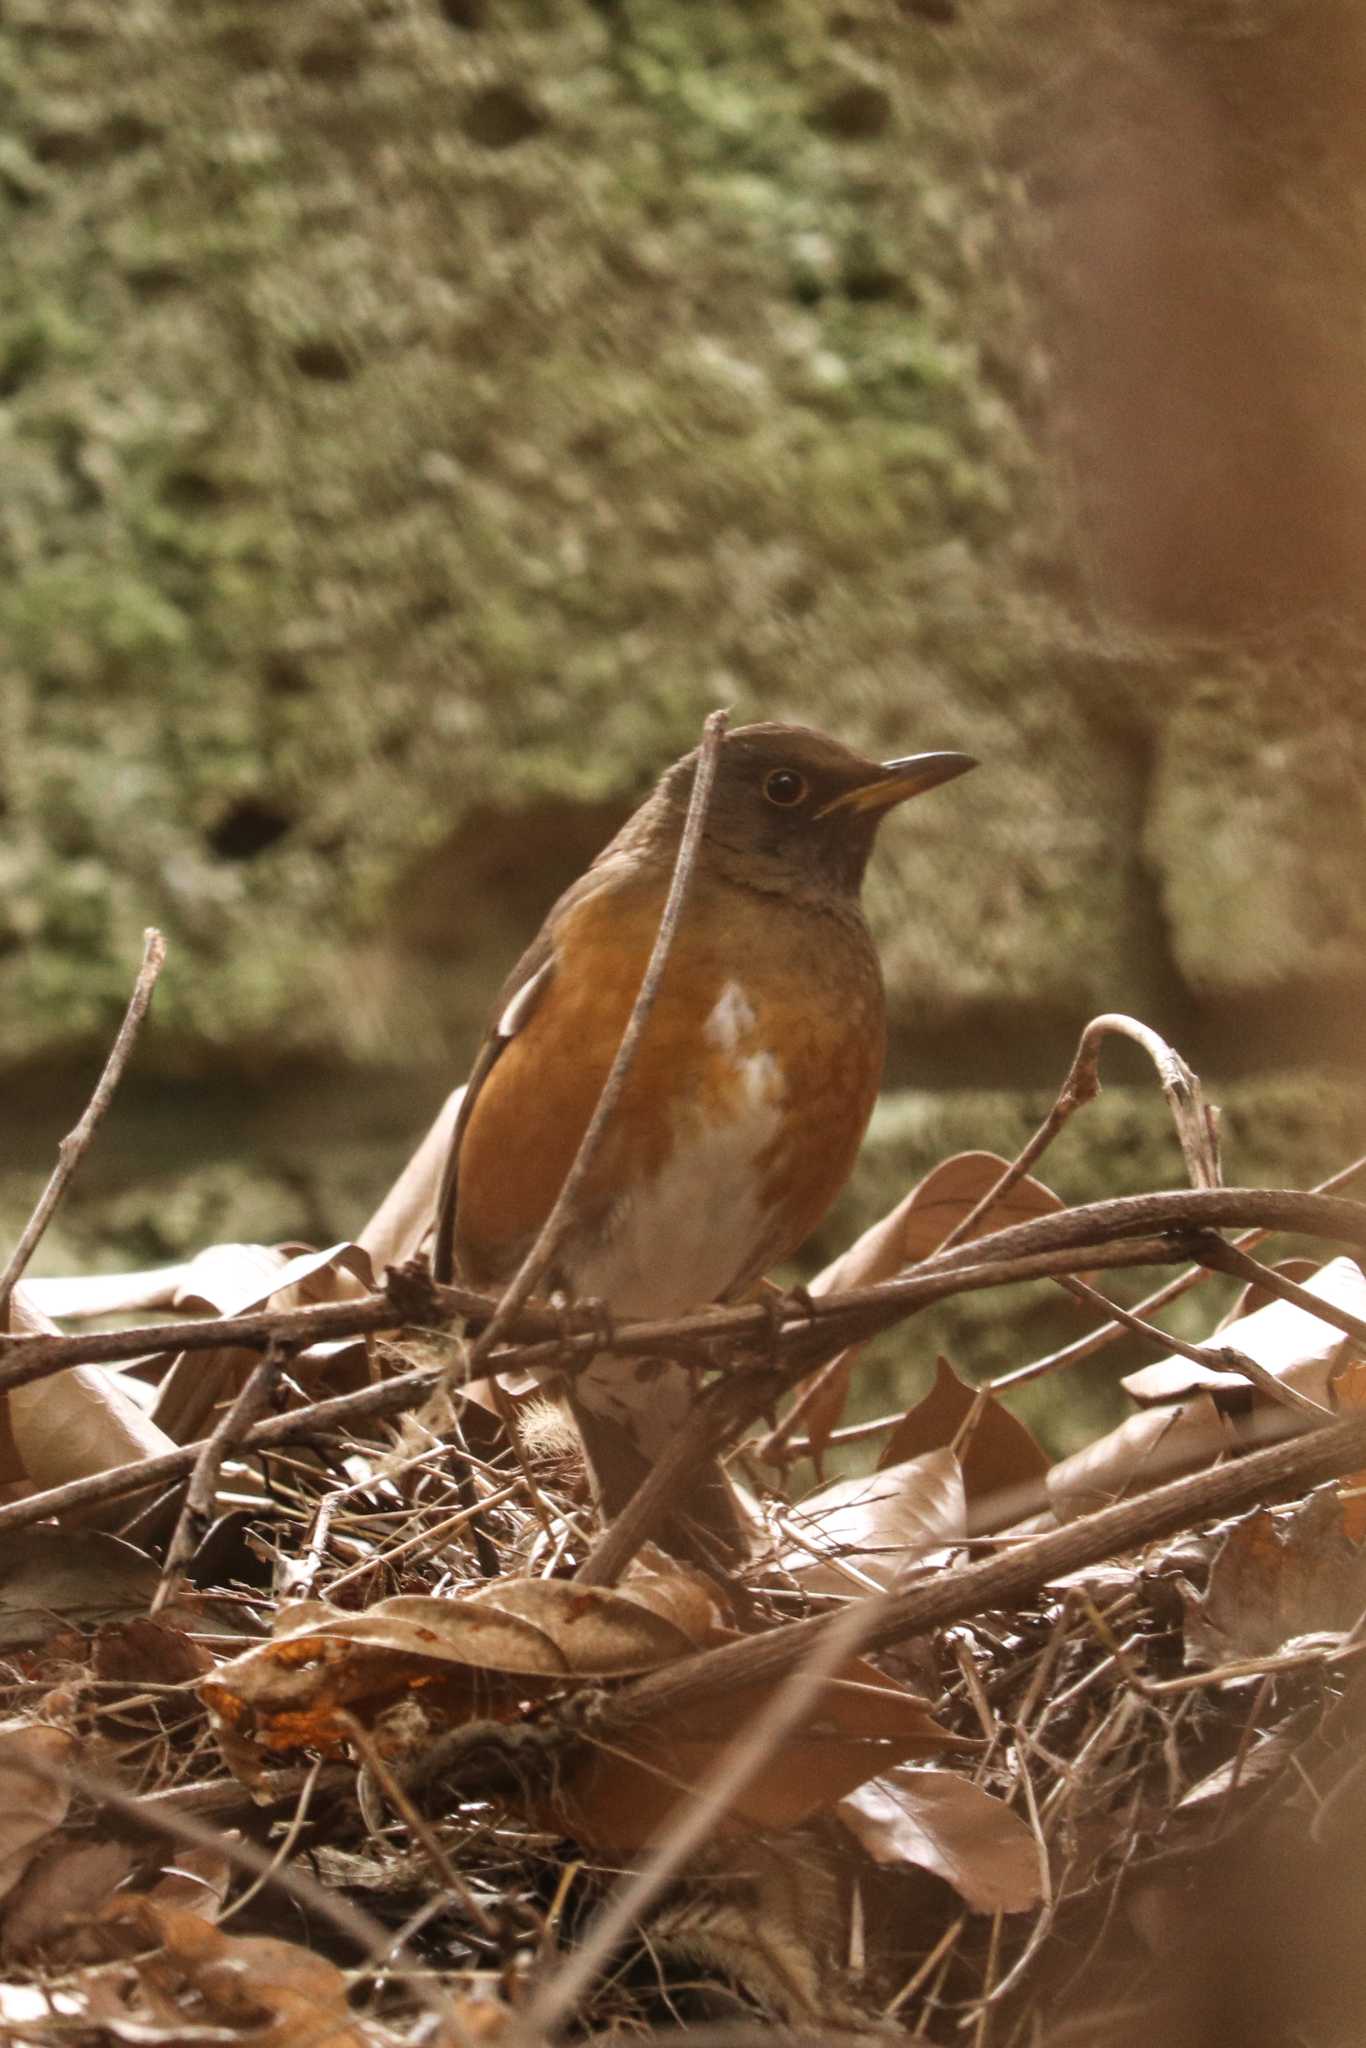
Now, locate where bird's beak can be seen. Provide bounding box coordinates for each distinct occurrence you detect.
[817,750,978,819]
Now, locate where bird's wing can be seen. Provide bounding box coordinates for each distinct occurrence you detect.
[429,861,627,1285]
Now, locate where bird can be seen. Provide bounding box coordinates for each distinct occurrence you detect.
[431,721,976,1563]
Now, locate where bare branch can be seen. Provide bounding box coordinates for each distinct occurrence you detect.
[0,928,165,1322]
[607,1409,1366,1731]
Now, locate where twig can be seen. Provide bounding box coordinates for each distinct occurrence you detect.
[1189,1231,1366,1349]
[466,707,729,1372]
[939,1013,1218,1267]
[0,1364,443,1535]
[524,1590,884,2036]
[573,1382,741,1585]
[4,1188,1365,1403]
[151,1342,287,1614]
[986,1158,1366,1393]
[603,1408,1366,1730]
[0,927,165,1323]
[342,1713,502,1945]
[5,1189,1366,1538]
[770,1096,1314,1459]
[1057,1274,1335,1422]
[0,1238,1163,1540]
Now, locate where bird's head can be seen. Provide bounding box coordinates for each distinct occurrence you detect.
[639,720,976,897]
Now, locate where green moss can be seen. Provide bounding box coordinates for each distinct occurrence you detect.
[1,0,1362,1095]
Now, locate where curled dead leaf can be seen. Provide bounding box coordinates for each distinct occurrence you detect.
[1122,1256,1366,1410]
[202,1572,720,1763]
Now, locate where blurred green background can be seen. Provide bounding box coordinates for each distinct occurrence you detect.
[4,0,1365,1448]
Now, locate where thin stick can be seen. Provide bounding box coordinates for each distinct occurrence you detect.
[574,1383,739,1585]
[525,1590,883,2037]
[5,1189,1366,1538]
[604,1407,1366,1730]
[466,708,729,1372]
[937,1013,1218,1261]
[3,1187,1364,1401]
[0,1241,1165,1541]
[1190,1232,1366,1348]
[343,1713,501,1945]
[151,1342,286,1614]
[1058,1275,1335,1422]
[0,928,165,1322]
[989,1154,1366,1394]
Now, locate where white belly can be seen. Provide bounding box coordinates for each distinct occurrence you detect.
[561,981,785,1442]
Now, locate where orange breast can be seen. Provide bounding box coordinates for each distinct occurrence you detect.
[453,869,885,1303]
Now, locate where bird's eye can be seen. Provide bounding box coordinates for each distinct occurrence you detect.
[763,768,809,808]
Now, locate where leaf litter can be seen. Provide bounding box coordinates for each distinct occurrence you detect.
[2,1024,1366,2043]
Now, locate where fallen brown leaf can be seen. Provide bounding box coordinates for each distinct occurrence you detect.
[800,1152,1065,1456]
[1121,1256,1366,1409]
[1048,1393,1234,1522]
[153,1240,377,1442]
[0,1720,75,1905]
[2,1840,133,1960]
[202,1571,720,1764]
[877,1356,1050,1532]
[838,1763,1044,1913]
[1185,1489,1366,1665]
[781,1449,966,1591]
[0,1529,162,1652]
[6,1286,178,1529]
[110,1899,368,2048]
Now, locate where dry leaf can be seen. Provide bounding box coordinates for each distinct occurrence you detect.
[801,1153,1065,1455]
[838,1764,1044,1913]
[1047,1394,1234,1522]
[143,1844,233,1920]
[5,1287,178,1527]
[23,1264,192,1322]
[0,1721,74,1904]
[174,1240,376,1315]
[110,1900,367,2048]
[877,1356,1050,1532]
[2,1840,133,1959]
[202,1572,719,1761]
[1121,1256,1366,1409]
[1176,1717,1311,1811]
[154,1240,377,1442]
[0,1530,162,1652]
[1185,1489,1366,1665]
[91,1616,215,1684]
[543,1658,972,1848]
[781,1449,966,1591]
[359,1083,467,1270]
